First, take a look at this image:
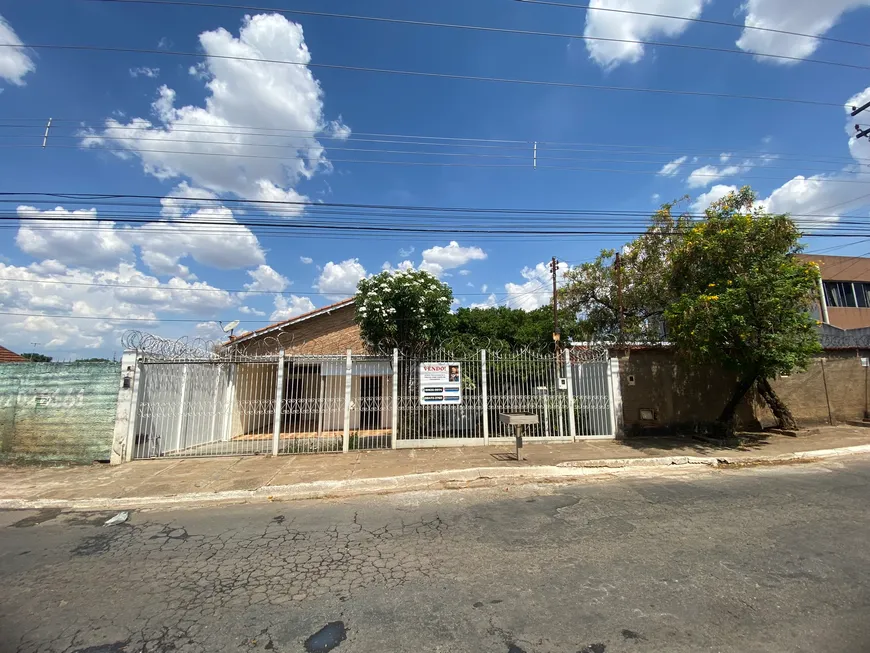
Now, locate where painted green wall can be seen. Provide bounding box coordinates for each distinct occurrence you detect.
[0,362,119,463]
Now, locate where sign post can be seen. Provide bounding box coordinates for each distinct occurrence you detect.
[419,362,462,405]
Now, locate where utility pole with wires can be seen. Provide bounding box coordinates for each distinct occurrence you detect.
[852,99,870,141]
[615,252,625,342]
[549,257,560,348]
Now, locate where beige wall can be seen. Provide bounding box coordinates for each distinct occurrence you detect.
[618,348,870,433]
[617,349,757,435]
[759,351,869,426]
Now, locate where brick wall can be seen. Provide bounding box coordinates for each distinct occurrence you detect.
[240,304,366,355]
[0,361,119,463]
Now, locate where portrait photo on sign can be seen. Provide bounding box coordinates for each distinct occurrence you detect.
[449,365,460,383]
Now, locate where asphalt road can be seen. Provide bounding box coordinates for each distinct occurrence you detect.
[2,458,870,653]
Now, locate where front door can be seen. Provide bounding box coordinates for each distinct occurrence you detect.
[358,376,382,431]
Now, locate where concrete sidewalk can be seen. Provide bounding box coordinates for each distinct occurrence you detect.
[3,426,870,510]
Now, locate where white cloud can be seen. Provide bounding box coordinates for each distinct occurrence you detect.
[470,293,499,309]
[239,305,266,316]
[82,13,347,209]
[299,256,313,264]
[270,295,316,321]
[314,258,366,298]
[0,261,237,351]
[15,206,134,268]
[651,193,661,202]
[381,260,415,273]
[719,153,732,163]
[505,261,568,311]
[398,246,415,258]
[736,0,870,62]
[133,204,265,277]
[458,269,471,276]
[0,15,35,86]
[159,181,220,218]
[244,264,289,293]
[129,66,160,78]
[327,118,352,140]
[690,184,739,213]
[481,284,488,293]
[755,87,870,221]
[658,156,687,177]
[584,0,709,69]
[686,161,753,188]
[419,241,486,278]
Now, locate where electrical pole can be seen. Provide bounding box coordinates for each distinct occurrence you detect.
[852,100,870,140]
[615,252,624,342]
[549,257,560,347]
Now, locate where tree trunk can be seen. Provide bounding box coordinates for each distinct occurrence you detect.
[718,372,758,427]
[757,377,798,431]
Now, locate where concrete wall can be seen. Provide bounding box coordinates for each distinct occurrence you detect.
[617,349,757,435]
[618,348,870,433]
[760,351,869,426]
[0,361,119,463]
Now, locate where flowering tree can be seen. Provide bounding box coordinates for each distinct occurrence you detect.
[666,187,821,430]
[355,269,454,351]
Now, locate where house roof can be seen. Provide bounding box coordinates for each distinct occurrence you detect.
[228,298,355,345]
[0,345,27,363]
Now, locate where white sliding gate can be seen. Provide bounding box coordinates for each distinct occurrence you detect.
[127,347,616,460]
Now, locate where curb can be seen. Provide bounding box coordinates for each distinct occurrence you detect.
[2,445,869,512]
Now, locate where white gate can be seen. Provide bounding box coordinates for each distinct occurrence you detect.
[126,346,616,459]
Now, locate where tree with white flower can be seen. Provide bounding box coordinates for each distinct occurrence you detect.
[355,268,454,351]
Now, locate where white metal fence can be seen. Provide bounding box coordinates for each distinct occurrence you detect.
[126,347,616,460]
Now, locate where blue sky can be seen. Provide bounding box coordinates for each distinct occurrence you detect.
[1,0,870,356]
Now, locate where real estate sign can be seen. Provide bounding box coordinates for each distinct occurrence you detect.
[419,362,462,405]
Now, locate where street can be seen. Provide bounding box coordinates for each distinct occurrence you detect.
[2,458,870,653]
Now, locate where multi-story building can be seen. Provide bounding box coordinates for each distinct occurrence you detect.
[799,254,870,330]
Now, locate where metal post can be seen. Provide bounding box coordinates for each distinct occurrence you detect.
[607,357,619,438]
[342,349,353,453]
[222,364,236,441]
[124,358,144,462]
[272,351,285,456]
[481,349,489,445]
[391,348,399,449]
[174,363,189,452]
[515,424,524,461]
[564,349,577,440]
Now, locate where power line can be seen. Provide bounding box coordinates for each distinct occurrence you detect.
[0,43,843,108]
[2,119,865,166]
[0,276,519,297]
[74,0,870,72]
[1,133,856,174]
[514,0,870,51]
[10,142,870,183]
[6,192,870,222]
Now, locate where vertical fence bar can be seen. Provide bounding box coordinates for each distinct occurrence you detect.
[481,349,489,446]
[391,349,399,449]
[564,349,577,440]
[272,352,285,456]
[607,356,619,437]
[342,349,353,453]
[173,363,189,452]
[125,357,144,461]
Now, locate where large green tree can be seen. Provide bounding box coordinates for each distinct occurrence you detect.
[355,269,454,352]
[451,305,582,352]
[20,352,52,362]
[560,201,690,342]
[665,187,821,429]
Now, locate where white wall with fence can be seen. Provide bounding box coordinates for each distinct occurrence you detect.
[120,347,619,461]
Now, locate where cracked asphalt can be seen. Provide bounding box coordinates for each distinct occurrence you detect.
[2,457,870,653]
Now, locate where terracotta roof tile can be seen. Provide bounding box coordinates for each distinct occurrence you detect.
[0,345,27,363]
[228,298,355,345]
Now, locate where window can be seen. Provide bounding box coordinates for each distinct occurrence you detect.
[823,281,870,308]
[825,281,856,307]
